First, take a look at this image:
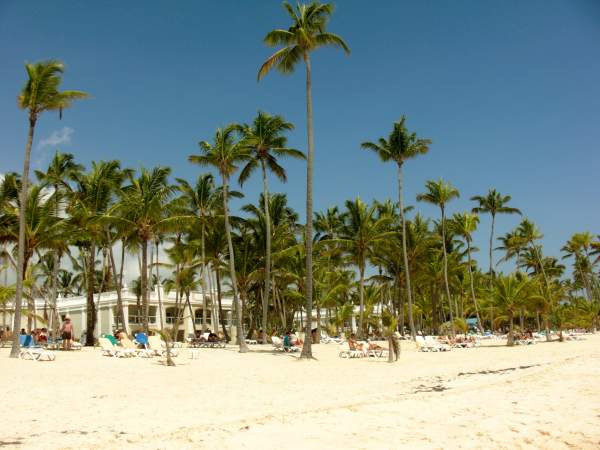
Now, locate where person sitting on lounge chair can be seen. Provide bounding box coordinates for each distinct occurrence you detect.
[208,331,219,342]
[290,331,303,348]
[37,328,48,345]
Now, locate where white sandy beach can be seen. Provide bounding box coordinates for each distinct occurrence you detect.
[1,336,599,450]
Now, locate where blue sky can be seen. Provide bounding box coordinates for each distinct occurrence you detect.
[1,0,599,273]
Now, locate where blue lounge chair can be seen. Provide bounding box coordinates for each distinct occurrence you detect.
[20,334,55,361]
[134,332,150,349]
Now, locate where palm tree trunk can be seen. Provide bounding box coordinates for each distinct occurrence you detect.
[261,160,271,344]
[141,240,149,334]
[301,52,315,359]
[358,265,365,338]
[215,267,228,341]
[185,293,196,336]
[222,176,248,353]
[466,242,483,332]
[118,241,127,331]
[200,222,209,331]
[108,243,126,333]
[507,310,514,346]
[10,117,36,358]
[50,183,60,339]
[397,163,416,339]
[440,207,455,336]
[85,242,96,346]
[155,239,164,330]
[489,213,495,280]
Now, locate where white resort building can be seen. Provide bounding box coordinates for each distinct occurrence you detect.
[5,285,234,342]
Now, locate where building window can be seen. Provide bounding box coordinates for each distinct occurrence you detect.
[165,307,184,324]
[128,306,157,324]
[194,309,211,326]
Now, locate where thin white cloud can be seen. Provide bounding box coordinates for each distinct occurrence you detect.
[37,127,74,150]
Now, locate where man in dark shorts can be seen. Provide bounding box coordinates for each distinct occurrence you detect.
[60,316,74,350]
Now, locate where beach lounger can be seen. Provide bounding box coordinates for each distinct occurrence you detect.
[415,336,436,352]
[98,337,135,358]
[195,332,226,348]
[338,342,363,358]
[19,335,56,361]
[121,337,154,358]
[426,336,452,351]
[148,335,179,357]
[365,342,389,358]
[271,336,284,351]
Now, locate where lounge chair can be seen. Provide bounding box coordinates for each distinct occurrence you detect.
[197,332,226,348]
[365,341,389,358]
[98,337,135,357]
[121,337,154,358]
[19,335,56,361]
[147,335,179,357]
[338,342,363,358]
[426,336,452,351]
[415,336,441,352]
[271,336,284,351]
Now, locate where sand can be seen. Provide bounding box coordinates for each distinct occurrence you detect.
[1,335,599,450]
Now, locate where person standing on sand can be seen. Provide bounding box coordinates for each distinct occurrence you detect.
[60,316,74,350]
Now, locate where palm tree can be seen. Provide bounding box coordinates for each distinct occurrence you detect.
[238,111,304,343]
[176,174,223,331]
[562,232,596,302]
[417,179,460,335]
[70,161,125,344]
[259,1,349,358]
[11,60,87,357]
[361,116,431,339]
[189,125,250,353]
[35,152,83,337]
[470,189,521,279]
[450,212,483,332]
[333,198,393,337]
[111,167,174,334]
[492,273,531,346]
[0,184,64,332]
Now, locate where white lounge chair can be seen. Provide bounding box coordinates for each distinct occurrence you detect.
[98,337,134,358]
[338,342,363,358]
[426,336,451,351]
[19,335,56,361]
[271,336,284,351]
[121,337,154,358]
[148,335,179,357]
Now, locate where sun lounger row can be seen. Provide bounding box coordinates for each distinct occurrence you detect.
[19,335,56,361]
[415,336,452,352]
[338,341,389,358]
[99,333,179,358]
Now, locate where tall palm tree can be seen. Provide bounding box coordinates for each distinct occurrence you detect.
[361,116,431,339]
[238,111,304,343]
[562,232,596,302]
[35,152,83,337]
[0,184,64,331]
[417,179,460,335]
[470,189,521,279]
[176,174,223,331]
[112,167,174,334]
[450,212,483,332]
[333,198,393,337]
[11,60,87,357]
[189,125,250,353]
[259,1,349,358]
[70,161,125,344]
